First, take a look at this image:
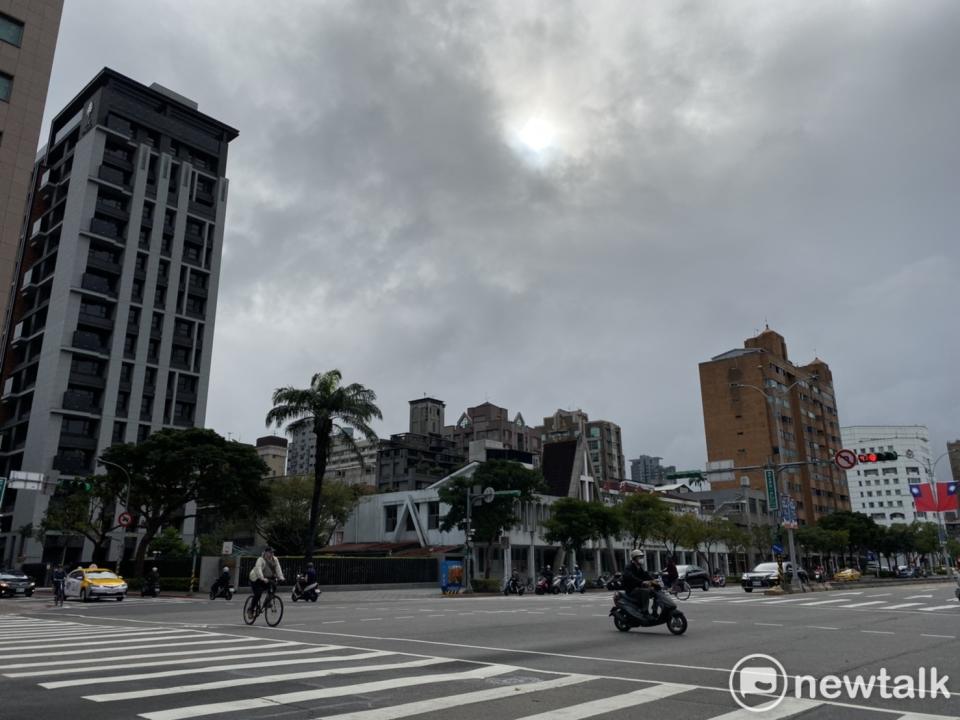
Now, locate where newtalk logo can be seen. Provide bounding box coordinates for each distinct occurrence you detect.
[729,653,950,712]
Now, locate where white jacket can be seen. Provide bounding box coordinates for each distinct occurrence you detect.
[249,555,285,583]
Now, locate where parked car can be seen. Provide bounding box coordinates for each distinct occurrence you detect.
[896,565,921,578]
[675,565,711,591]
[833,568,862,582]
[0,568,35,597]
[64,566,127,602]
[741,562,808,592]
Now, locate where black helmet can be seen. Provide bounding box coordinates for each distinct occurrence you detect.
[307,562,314,569]
[263,547,274,554]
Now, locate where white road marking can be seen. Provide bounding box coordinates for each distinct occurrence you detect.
[906,594,934,599]
[757,598,809,604]
[0,628,185,647]
[136,663,517,719]
[920,605,959,612]
[508,682,695,719]
[807,626,840,631]
[710,696,821,719]
[921,634,956,639]
[799,599,848,606]
[322,621,345,624]
[2,637,251,660]
[712,621,737,624]
[865,593,892,597]
[311,674,590,720]
[754,623,784,627]
[883,603,924,610]
[838,601,887,608]
[861,630,895,635]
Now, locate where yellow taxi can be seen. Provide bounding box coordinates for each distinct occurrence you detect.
[833,568,862,582]
[64,564,128,602]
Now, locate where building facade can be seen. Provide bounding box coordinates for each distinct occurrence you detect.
[0,69,237,563]
[443,402,541,459]
[699,327,849,526]
[840,426,933,527]
[629,455,676,485]
[255,435,287,478]
[285,422,315,477]
[0,1,62,331]
[324,434,378,488]
[376,432,465,492]
[540,409,625,485]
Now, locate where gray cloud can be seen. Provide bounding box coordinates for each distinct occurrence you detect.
[42,1,960,474]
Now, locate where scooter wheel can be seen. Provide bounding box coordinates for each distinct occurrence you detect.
[551,587,560,595]
[291,592,298,602]
[613,611,631,632]
[518,588,525,596]
[667,613,688,636]
[225,591,233,601]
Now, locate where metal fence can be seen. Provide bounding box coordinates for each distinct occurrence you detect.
[237,555,438,587]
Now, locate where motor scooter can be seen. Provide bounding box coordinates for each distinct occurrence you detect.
[604,572,623,590]
[503,575,525,596]
[290,573,320,602]
[208,582,234,600]
[609,581,688,635]
[711,573,726,588]
[534,576,550,595]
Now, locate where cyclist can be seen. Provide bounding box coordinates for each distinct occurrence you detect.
[51,563,66,606]
[623,549,654,616]
[248,546,284,612]
[665,555,680,593]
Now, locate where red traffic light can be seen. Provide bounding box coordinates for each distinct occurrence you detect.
[856,451,898,464]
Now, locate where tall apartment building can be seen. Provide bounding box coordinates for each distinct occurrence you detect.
[840,426,932,527]
[699,327,849,526]
[0,1,62,330]
[285,421,315,477]
[541,408,625,485]
[443,401,541,459]
[285,422,380,487]
[630,455,676,485]
[0,69,237,563]
[255,435,287,478]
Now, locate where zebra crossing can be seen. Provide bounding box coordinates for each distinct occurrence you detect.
[0,614,955,720]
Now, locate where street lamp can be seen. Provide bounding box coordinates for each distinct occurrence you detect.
[97,458,132,562]
[731,377,816,592]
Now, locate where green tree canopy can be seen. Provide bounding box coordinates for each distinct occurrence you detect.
[266,369,382,561]
[37,474,118,564]
[100,428,270,574]
[542,498,618,565]
[147,527,190,559]
[618,492,672,549]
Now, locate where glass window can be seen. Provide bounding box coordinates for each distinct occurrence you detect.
[0,14,23,47]
[0,72,12,102]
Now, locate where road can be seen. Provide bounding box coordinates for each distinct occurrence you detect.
[0,582,958,719]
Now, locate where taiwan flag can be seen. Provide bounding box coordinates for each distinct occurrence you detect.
[909,484,938,512]
[936,482,959,512]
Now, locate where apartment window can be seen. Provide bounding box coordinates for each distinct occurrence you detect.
[0,14,23,47]
[0,72,12,102]
[112,421,126,444]
[384,505,398,532]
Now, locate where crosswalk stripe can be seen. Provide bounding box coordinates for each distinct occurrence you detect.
[0,629,185,647]
[40,649,391,688]
[5,636,251,660]
[136,663,518,719]
[839,601,888,608]
[709,696,821,718]
[798,599,848,606]
[509,682,695,719]
[1,641,296,672]
[894,711,960,719]
[7,645,324,677]
[87,656,451,702]
[0,632,203,652]
[756,598,809,604]
[919,605,958,612]
[313,674,592,720]
[883,603,925,610]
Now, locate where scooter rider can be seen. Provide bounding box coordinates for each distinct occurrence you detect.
[212,565,231,595]
[303,562,319,596]
[541,564,554,586]
[623,549,655,615]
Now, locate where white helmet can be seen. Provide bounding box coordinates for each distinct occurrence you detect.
[223,566,230,572]
[630,550,644,560]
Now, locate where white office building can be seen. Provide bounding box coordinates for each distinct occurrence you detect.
[840,426,933,526]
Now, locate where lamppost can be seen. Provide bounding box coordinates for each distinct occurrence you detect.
[97,458,132,563]
[731,377,818,592]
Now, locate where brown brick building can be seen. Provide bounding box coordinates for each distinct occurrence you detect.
[0,1,62,333]
[443,402,541,458]
[698,327,849,526]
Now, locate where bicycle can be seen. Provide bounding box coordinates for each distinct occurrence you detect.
[52,581,65,607]
[667,580,691,601]
[243,582,284,627]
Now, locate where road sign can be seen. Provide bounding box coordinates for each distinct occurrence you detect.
[118,511,134,528]
[765,469,778,511]
[482,486,495,504]
[834,449,858,470]
[772,544,784,555]
[221,541,233,555]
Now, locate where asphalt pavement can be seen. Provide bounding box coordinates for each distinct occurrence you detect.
[1,582,957,719]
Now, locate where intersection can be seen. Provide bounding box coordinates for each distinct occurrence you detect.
[0,583,957,719]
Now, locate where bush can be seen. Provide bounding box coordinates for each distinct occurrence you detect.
[471,578,502,593]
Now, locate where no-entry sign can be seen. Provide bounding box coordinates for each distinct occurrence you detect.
[118,511,134,528]
[834,449,857,470]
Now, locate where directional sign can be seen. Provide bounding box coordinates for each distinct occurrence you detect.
[765,469,779,511]
[772,544,784,555]
[834,449,858,470]
[482,486,495,504]
[117,511,134,528]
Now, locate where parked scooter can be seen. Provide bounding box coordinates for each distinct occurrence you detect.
[711,573,726,588]
[534,576,551,595]
[604,572,623,591]
[550,574,565,594]
[609,581,688,635]
[572,574,587,594]
[141,581,160,597]
[290,573,320,602]
[503,574,525,596]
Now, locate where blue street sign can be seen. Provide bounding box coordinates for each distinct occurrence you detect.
[772,544,784,555]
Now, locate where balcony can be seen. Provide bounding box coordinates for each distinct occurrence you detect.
[29,218,45,240]
[89,217,123,240]
[20,267,36,291]
[77,311,113,331]
[80,273,116,297]
[11,321,24,345]
[62,390,101,414]
[86,252,122,275]
[72,330,108,354]
[58,433,99,451]
[103,148,133,170]
[95,198,129,221]
[52,452,91,476]
[68,370,106,390]
[97,164,130,189]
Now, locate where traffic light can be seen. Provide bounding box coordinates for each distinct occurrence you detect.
[62,478,92,493]
[857,451,898,463]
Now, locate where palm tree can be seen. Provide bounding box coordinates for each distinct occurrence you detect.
[266,370,382,561]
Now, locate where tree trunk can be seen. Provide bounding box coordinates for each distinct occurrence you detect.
[134,519,161,577]
[305,419,333,562]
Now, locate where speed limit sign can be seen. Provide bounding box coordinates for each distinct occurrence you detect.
[118,511,134,528]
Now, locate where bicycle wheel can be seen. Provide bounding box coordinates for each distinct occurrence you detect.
[242,595,258,625]
[677,581,691,601]
[264,594,284,627]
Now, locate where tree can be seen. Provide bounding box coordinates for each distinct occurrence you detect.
[266,369,382,562]
[722,524,751,574]
[618,493,672,549]
[694,517,730,574]
[36,476,118,564]
[911,522,940,565]
[818,511,880,566]
[257,477,373,555]
[542,498,618,568]
[438,460,545,578]
[750,524,776,562]
[651,513,685,557]
[147,527,190,559]
[100,428,271,576]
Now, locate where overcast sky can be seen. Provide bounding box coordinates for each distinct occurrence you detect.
[42,1,959,477]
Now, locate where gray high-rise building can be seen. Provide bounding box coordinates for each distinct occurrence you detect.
[0,68,237,564]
